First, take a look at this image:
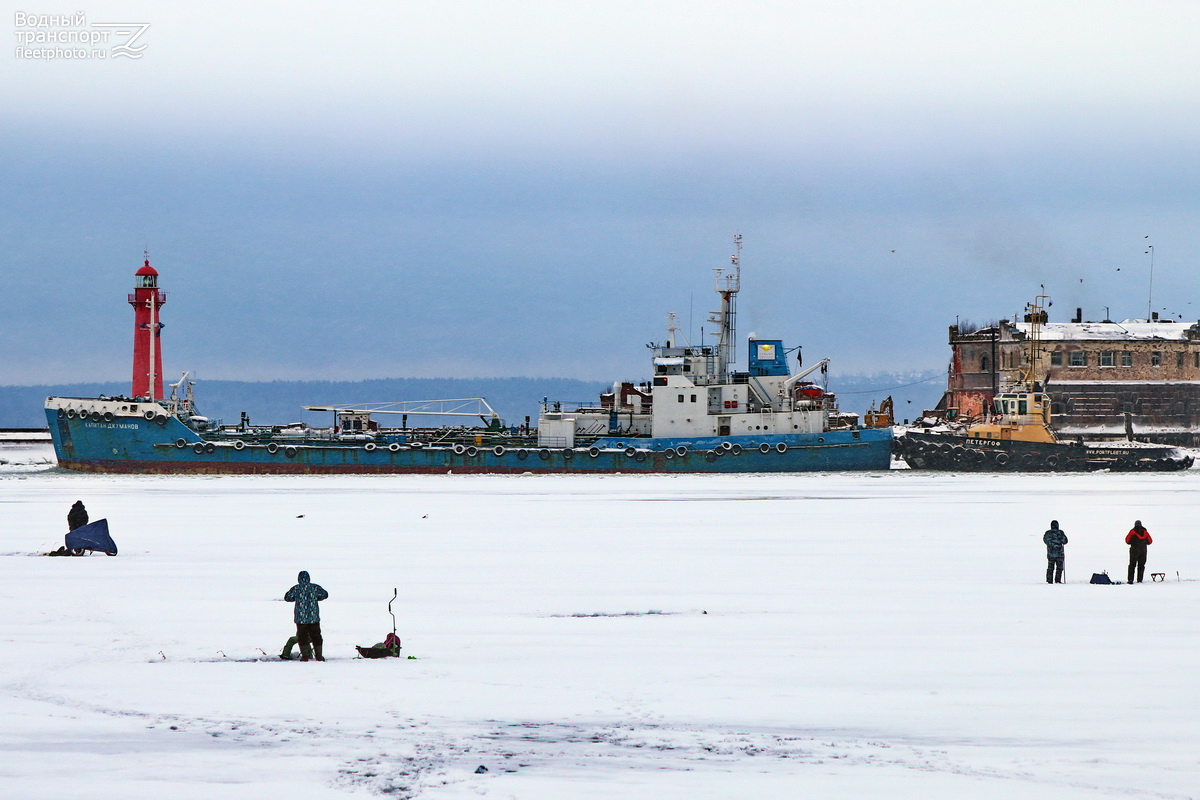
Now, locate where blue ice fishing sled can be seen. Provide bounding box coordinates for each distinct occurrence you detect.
[65,519,118,556]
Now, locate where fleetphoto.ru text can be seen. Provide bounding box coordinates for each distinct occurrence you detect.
[14,11,149,60]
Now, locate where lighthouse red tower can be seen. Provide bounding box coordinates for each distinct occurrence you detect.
[129,256,167,400]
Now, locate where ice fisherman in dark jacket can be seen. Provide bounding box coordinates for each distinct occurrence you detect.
[1125,521,1153,584]
[1043,520,1068,584]
[284,570,329,661]
[67,501,88,531]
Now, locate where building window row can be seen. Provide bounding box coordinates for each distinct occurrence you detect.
[1049,349,1198,368]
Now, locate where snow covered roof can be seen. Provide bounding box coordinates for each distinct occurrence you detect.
[1014,321,1197,342]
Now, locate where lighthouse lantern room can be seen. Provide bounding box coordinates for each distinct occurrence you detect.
[128,256,167,400]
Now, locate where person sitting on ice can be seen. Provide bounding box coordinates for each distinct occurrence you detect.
[284,570,329,661]
[1043,520,1068,584]
[68,500,88,531]
[48,501,91,556]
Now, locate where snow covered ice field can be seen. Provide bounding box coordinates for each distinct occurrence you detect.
[3,457,1200,798]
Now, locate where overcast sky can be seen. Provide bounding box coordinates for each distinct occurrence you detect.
[3,1,1199,387]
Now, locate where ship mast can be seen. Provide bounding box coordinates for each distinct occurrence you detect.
[711,234,742,377]
[1022,293,1050,388]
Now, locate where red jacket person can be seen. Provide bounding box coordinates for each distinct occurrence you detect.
[1125,521,1152,584]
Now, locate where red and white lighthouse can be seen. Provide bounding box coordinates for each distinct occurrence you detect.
[128,256,167,400]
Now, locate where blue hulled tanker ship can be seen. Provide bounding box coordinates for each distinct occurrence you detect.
[46,239,892,474]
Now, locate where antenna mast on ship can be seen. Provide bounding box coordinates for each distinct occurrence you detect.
[711,234,742,377]
[1022,292,1050,388]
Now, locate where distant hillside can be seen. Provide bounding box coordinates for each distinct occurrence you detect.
[1,372,944,428]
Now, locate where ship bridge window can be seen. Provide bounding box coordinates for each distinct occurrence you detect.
[1018,400,1028,415]
[678,394,684,403]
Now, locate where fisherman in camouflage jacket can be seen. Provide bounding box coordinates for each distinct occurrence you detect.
[284,570,329,661]
[1043,520,1068,584]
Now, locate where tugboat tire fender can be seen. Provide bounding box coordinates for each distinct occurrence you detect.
[588,446,600,458]
[453,443,466,455]
[538,449,551,460]
[266,443,279,454]
[284,446,298,458]
[175,438,188,448]
[517,449,528,460]
[388,442,402,452]
[624,446,637,458]
[493,446,506,456]
[993,452,1010,467]
[775,442,788,454]
[192,443,206,455]
[103,411,114,422]
[730,444,743,455]
[364,442,377,452]
[232,440,246,451]
[144,410,156,420]
[759,443,771,454]
[675,445,688,457]
[466,446,478,457]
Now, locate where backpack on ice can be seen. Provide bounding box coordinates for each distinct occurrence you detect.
[1090,572,1113,585]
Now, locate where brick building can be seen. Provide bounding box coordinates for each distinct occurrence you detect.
[941,313,1200,445]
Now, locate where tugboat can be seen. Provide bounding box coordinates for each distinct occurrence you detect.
[44,238,893,474]
[895,295,1194,472]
